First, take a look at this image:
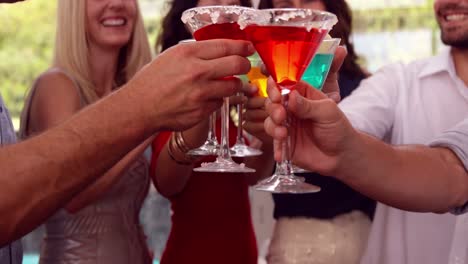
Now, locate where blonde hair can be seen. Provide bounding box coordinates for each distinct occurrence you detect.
[54,0,152,103]
[20,0,152,138]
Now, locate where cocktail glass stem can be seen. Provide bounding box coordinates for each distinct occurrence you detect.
[203,112,219,154]
[195,96,255,173]
[208,112,218,149]
[219,97,231,161]
[278,93,294,177]
[187,112,219,156]
[231,92,263,157]
[255,90,320,193]
[236,93,245,145]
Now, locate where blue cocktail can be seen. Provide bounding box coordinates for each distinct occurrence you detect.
[302,38,340,90]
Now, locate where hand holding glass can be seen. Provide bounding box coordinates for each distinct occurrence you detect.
[182,6,256,173]
[242,8,337,193]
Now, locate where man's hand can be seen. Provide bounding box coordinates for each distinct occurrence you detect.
[243,84,272,145]
[264,80,358,175]
[129,39,255,131]
[262,45,353,174]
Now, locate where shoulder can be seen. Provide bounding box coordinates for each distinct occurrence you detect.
[356,60,424,93]
[349,62,406,95]
[405,55,439,75]
[34,68,81,98]
[28,69,83,132]
[32,69,82,108]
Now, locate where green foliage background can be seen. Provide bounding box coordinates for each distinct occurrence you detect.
[0,0,55,124]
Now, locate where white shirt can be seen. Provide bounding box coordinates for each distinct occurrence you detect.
[339,48,468,264]
[430,118,468,264]
[430,118,468,174]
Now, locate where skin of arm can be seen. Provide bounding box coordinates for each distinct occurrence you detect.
[338,130,468,213]
[0,85,156,246]
[65,135,156,213]
[0,39,254,245]
[264,79,468,214]
[25,72,156,214]
[152,121,206,197]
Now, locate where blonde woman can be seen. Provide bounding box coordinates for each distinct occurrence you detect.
[20,0,153,263]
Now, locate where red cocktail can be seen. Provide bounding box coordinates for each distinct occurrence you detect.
[245,25,327,92]
[243,8,337,193]
[194,22,246,41]
[194,21,264,158]
[182,6,257,173]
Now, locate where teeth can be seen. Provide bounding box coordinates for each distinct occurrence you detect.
[446,14,467,21]
[102,18,126,26]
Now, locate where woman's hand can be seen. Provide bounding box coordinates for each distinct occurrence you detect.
[242,83,273,145]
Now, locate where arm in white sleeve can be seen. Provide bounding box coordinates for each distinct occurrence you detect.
[430,118,468,214]
[339,63,404,140]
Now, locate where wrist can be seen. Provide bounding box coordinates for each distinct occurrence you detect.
[167,132,198,166]
[123,69,167,134]
[332,128,366,181]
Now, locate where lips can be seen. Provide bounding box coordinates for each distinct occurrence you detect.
[445,13,468,22]
[101,17,127,27]
[438,4,468,24]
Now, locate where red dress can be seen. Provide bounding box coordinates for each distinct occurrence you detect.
[150,119,258,264]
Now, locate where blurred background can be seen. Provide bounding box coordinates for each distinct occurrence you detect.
[0,0,442,263]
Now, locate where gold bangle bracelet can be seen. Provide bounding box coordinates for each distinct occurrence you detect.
[174,131,191,153]
[167,134,193,166]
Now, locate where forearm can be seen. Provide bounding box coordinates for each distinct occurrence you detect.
[153,143,194,197]
[336,131,468,213]
[0,87,155,245]
[65,135,156,213]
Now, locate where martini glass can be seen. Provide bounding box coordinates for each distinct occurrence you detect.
[179,39,220,157]
[182,6,255,173]
[243,8,337,193]
[247,52,269,98]
[231,53,264,158]
[293,37,341,174]
[302,37,341,90]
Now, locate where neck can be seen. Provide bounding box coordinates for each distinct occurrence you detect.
[88,44,121,97]
[451,47,468,87]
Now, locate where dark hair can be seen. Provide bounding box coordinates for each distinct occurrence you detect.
[258,0,273,9]
[258,0,367,78]
[157,0,253,52]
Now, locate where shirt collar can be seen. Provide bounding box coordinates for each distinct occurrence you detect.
[418,48,456,79]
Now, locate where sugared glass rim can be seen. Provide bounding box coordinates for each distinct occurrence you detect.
[246,8,338,30]
[181,5,256,25]
[258,7,337,18]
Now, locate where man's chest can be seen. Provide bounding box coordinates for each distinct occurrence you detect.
[394,77,468,144]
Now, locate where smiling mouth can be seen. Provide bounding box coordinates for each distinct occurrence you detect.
[102,18,127,27]
[444,13,468,22]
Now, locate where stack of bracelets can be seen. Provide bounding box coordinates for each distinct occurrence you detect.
[167,131,198,165]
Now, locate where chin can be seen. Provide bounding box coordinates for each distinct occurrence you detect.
[442,36,468,49]
[102,38,132,48]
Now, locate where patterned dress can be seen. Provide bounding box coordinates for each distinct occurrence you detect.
[21,69,152,264]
